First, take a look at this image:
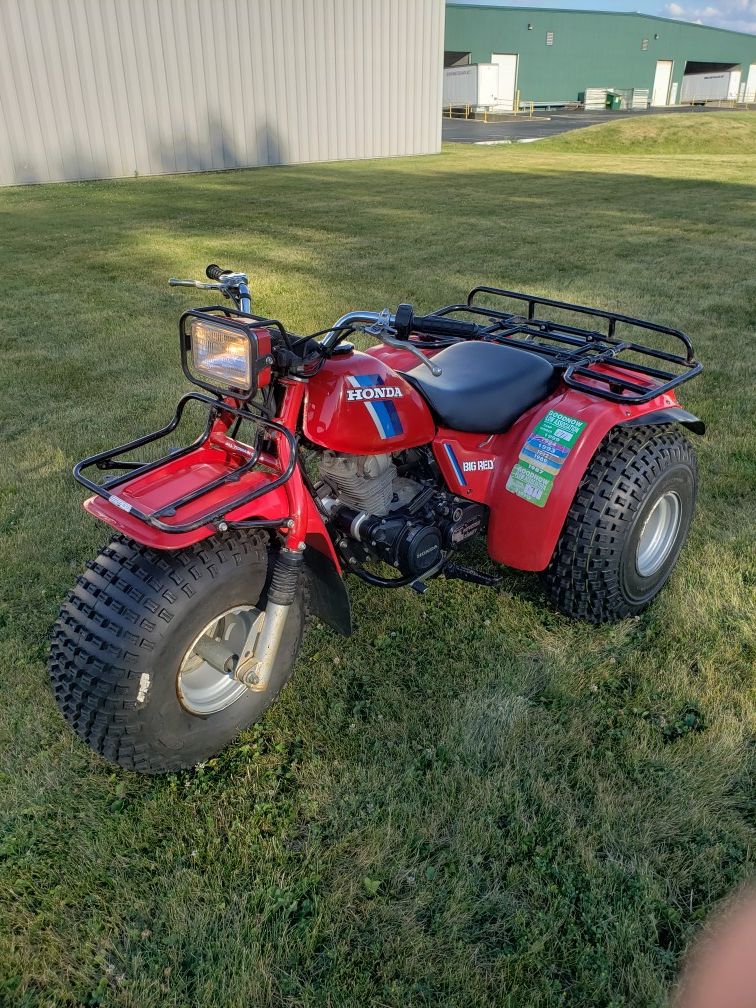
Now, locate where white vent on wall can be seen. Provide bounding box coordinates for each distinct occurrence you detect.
[642,38,649,50]
[546,31,554,45]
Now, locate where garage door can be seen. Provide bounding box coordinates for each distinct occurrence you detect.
[652,60,673,106]
[492,53,518,112]
[744,64,756,101]
[727,69,742,100]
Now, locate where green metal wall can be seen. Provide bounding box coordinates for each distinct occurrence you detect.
[445,4,756,103]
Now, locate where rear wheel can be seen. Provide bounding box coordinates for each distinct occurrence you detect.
[543,425,697,623]
[49,532,304,774]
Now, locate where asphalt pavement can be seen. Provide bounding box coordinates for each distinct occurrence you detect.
[442,105,741,143]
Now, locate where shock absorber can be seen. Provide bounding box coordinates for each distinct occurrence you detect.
[235,546,304,690]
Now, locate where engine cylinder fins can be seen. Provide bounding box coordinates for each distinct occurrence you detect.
[319,451,397,516]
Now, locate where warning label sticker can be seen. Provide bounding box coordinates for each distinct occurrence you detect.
[505,410,586,508]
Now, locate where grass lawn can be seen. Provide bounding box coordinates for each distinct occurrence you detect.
[1,113,754,1008]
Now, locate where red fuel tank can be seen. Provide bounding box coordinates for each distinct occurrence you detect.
[303,349,436,455]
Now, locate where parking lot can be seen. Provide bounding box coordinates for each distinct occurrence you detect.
[443,104,743,143]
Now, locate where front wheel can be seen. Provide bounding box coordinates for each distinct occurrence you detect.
[543,425,698,623]
[49,532,304,774]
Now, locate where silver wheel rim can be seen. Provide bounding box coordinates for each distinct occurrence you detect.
[635,491,682,578]
[177,606,263,716]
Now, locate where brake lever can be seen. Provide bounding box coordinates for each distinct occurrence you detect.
[168,279,224,291]
[362,310,442,377]
[382,333,443,377]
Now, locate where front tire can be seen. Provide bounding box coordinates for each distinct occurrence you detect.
[543,425,698,623]
[49,532,304,774]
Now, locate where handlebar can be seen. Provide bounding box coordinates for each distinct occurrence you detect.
[170,271,469,377]
[322,309,443,376]
[168,278,221,290]
[393,304,480,341]
[322,309,480,350]
[170,265,251,314]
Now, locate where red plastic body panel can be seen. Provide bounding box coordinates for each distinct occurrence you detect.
[303,349,435,454]
[434,383,683,571]
[433,429,503,504]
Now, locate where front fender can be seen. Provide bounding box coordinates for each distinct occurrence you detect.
[84,466,342,572]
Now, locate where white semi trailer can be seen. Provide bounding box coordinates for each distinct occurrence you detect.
[443,64,500,109]
[680,69,742,103]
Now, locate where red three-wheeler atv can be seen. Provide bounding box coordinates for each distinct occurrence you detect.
[50,265,703,773]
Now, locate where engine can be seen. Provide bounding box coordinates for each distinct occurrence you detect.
[318,451,486,579]
[318,452,396,515]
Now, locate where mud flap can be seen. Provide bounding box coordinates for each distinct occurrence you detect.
[302,545,351,636]
[620,407,705,436]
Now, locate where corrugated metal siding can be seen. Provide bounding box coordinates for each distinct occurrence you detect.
[0,0,443,185]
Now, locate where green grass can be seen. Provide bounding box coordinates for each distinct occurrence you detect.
[542,109,756,154]
[1,114,754,1008]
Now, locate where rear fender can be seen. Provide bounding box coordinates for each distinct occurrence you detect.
[484,385,694,572]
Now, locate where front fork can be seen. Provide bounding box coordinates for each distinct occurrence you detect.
[207,379,309,692]
[235,545,304,689]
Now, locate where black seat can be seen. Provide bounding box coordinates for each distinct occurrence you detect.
[402,340,558,433]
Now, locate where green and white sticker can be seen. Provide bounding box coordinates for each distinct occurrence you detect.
[506,409,586,508]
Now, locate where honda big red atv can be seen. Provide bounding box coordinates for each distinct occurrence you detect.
[50,266,704,773]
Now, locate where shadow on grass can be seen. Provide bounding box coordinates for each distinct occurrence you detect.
[2,160,755,298]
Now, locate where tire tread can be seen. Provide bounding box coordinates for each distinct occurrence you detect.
[49,531,269,773]
[543,425,697,623]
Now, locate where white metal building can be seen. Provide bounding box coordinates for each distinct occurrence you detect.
[0,0,444,186]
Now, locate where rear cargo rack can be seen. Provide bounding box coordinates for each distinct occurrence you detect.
[73,392,295,534]
[428,286,701,405]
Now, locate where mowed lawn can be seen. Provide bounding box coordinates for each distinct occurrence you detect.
[1,114,754,1008]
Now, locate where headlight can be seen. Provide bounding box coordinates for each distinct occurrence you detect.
[190,317,252,389]
[181,310,271,399]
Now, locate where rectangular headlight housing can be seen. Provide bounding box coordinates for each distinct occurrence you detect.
[180,310,271,399]
[191,318,252,389]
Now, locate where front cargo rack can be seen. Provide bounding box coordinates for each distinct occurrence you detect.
[73,392,296,534]
[426,286,702,405]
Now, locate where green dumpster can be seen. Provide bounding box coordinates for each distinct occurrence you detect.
[605,93,622,110]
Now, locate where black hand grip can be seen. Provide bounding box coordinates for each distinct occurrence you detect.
[206,264,232,281]
[412,314,480,339]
